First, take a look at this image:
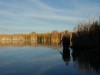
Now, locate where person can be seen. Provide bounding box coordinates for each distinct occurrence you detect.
[59,31,70,65]
[60,31,70,50]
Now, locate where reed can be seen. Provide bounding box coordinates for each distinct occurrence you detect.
[72,18,100,51]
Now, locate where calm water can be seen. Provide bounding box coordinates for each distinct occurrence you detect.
[0,46,100,75]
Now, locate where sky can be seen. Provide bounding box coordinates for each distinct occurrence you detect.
[0,0,100,34]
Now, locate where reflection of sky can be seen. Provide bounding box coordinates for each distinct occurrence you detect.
[0,47,62,75]
[0,0,100,33]
[0,46,100,75]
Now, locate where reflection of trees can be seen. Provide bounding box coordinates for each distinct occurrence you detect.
[0,41,37,47]
[37,34,51,44]
[72,49,100,72]
[0,40,60,47]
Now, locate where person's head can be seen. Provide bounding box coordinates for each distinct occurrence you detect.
[63,30,69,38]
[65,30,68,35]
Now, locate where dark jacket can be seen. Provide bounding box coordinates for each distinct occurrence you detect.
[62,35,70,47]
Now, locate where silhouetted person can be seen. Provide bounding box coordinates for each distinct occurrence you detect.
[60,31,70,50]
[62,48,70,65]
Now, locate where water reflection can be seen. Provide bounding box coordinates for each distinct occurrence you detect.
[0,40,59,47]
[72,49,100,72]
[62,48,70,65]
[0,41,100,74]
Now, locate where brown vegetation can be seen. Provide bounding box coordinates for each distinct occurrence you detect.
[0,31,72,47]
[72,18,100,50]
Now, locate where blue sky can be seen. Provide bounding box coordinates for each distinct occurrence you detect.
[0,0,100,34]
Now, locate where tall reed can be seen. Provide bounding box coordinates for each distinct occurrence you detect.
[72,18,100,51]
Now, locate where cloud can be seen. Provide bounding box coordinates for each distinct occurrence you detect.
[0,12,12,16]
[30,0,65,13]
[30,13,84,22]
[0,0,100,33]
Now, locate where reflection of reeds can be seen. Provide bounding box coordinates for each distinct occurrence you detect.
[72,18,100,50]
[72,48,100,72]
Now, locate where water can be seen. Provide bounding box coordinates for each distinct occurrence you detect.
[0,46,100,75]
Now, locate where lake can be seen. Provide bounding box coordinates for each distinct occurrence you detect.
[0,45,100,75]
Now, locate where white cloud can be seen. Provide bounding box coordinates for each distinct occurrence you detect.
[30,13,84,22]
[0,13,10,16]
[30,0,65,13]
[0,0,100,33]
[0,12,15,16]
